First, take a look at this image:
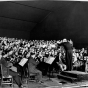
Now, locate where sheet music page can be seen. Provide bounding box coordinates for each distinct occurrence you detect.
[19,58,28,67]
[45,57,55,64]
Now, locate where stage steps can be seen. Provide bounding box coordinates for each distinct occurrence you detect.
[57,74,77,82]
[57,70,88,82]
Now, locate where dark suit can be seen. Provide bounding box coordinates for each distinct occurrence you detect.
[28,56,42,82]
[0,57,22,87]
[61,42,73,71]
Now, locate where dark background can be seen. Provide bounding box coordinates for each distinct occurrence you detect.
[0,1,88,48]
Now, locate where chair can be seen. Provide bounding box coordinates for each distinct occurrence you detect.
[29,73,37,81]
[27,64,37,82]
[0,64,13,88]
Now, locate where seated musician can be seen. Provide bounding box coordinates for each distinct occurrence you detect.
[57,52,67,72]
[0,50,26,88]
[28,53,43,83]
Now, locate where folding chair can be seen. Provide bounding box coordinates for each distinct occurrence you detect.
[0,64,13,88]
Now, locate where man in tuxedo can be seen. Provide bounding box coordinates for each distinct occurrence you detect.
[28,53,43,83]
[60,39,73,71]
[0,54,25,88]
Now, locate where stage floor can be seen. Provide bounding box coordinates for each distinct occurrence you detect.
[1,76,88,88]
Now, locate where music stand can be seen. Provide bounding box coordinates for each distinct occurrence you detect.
[19,58,28,67]
[45,57,55,80]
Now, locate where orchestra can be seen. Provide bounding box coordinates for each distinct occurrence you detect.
[0,37,88,88]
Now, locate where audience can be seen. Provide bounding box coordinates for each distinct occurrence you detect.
[0,37,87,87]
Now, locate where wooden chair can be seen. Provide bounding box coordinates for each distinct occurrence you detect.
[27,63,37,82]
[29,73,37,81]
[0,64,13,88]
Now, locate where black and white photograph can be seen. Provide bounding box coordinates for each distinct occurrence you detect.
[0,0,88,88]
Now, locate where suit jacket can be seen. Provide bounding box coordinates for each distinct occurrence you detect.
[61,42,73,51]
[0,57,9,68]
[28,57,38,72]
[0,57,17,72]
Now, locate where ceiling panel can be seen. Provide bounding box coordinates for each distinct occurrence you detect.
[51,1,76,11]
[15,1,75,11]
[0,2,49,23]
[0,17,36,31]
[15,1,55,11]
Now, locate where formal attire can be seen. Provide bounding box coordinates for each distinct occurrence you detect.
[60,42,73,71]
[28,56,42,82]
[0,57,22,87]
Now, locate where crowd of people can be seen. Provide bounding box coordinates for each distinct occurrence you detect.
[0,37,87,88]
[0,37,73,64]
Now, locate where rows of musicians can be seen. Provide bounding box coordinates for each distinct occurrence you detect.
[0,37,87,88]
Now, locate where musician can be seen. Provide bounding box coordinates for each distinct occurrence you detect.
[60,39,73,71]
[57,52,66,72]
[0,51,26,88]
[28,53,43,83]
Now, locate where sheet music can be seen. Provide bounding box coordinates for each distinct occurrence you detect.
[19,58,28,67]
[45,57,55,64]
